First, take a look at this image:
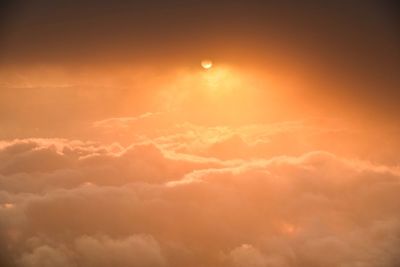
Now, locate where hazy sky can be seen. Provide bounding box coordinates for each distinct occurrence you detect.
[1,2,400,267]
[1,1,399,119]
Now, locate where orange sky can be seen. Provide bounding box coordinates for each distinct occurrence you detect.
[0,1,400,267]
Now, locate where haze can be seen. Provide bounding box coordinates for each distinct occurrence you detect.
[0,1,399,267]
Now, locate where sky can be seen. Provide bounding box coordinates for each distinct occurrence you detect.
[0,1,400,267]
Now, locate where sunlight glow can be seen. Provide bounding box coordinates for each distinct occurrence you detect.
[201,59,213,70]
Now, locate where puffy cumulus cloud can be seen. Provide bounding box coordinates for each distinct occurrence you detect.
[18,244,75,267]
[0,138,227,193]
[0,121,400,267]
[18,235,164,267]
[75,235,164,267]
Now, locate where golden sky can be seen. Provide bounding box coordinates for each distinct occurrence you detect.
[0,1,400,267]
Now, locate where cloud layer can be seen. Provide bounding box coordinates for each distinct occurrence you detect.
[0,119,400,267]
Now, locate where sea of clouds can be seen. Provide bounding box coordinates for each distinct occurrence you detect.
[1,115,399,267]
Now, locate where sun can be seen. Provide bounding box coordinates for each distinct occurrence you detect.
[201,59,213,70]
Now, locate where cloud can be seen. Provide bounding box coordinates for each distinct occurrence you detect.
[87,118,400,165]
[0,138,226,193]
[228,244,289,267]
[75,235,165,267]
[18,235,165,267]
[92,112,159,129]
[18,245,75,267]
[0,121,399,267]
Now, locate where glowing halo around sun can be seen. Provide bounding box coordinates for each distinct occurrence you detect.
[201,59,213,70]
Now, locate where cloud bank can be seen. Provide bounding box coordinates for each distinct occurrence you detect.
[0,119,399,267]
